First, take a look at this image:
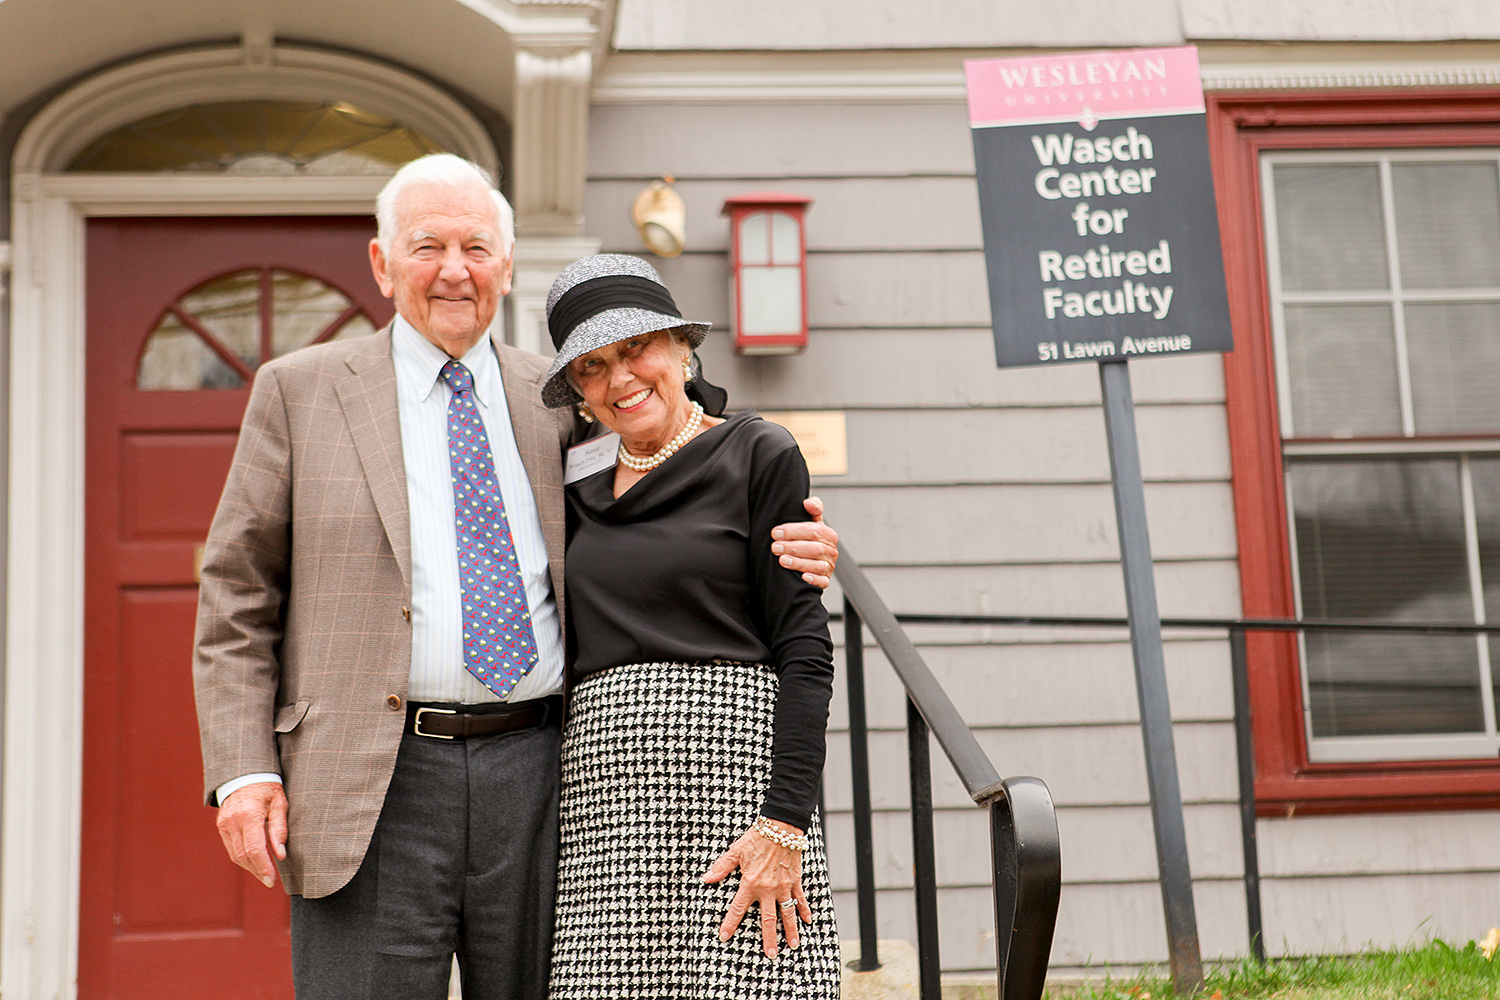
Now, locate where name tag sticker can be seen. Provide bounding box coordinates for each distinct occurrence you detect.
[565,433,620,485]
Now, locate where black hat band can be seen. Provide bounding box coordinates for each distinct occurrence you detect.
[547,274,683,351]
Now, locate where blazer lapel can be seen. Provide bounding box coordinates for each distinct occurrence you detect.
[334,329,412,586]
[498,343,548,501]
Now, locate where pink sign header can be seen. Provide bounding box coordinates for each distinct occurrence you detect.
[965,46,1204,129]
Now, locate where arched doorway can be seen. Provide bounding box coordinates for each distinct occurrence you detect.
[69,82,452,1000]
[2,41,512,1000]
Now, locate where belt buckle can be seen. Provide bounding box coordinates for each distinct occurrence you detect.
[414,706,457,739]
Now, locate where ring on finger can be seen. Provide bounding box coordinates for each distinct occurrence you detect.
[779,898,796,911]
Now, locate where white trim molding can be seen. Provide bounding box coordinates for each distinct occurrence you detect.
[1201,58,1500,91]
[36,174,390,216]
[592,64,968,104]
[595,51,1500,105]
[0,40,509,1000]
[593,50,972,104]
[457,0,613,64]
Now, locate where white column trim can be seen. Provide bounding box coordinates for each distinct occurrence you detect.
[509,235,602,356]
[3,189,86,1000]
[511,46,594,237]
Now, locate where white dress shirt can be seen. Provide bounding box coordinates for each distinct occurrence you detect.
[392,315,564,704]
[216,319,565,805]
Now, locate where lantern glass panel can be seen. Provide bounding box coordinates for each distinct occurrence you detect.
[739,210,771,265]
[770,211,801,264]
[740,267,803,335]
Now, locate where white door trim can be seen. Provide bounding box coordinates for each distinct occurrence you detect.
[3,186,87,1000]
[2,43,501,1000]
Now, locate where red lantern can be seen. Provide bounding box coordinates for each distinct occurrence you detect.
[722,193,812,355]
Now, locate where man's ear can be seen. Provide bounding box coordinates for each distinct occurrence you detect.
[369,238,395,298]
[499,251,514,296]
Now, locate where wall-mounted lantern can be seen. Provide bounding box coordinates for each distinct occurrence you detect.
[631,176,686,257]
[721,193,812,355]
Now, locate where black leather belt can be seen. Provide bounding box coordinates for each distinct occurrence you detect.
[406,696,561,740]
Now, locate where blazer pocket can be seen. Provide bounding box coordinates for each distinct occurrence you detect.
[274,699,311,734]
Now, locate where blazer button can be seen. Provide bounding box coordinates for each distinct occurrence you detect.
[387,694,402,711]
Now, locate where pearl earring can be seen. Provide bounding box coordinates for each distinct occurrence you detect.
[577,402,595,423]
[682,358,693,380]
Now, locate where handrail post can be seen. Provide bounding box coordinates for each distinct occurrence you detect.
[990,793,1019,998]
[837,554,1060,996]
[1229,627,1266,962]
[908,697,941,1000]
[844,596,881,971]
[991,778,1061,1000]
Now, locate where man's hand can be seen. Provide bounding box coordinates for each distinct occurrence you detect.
[216,781,288,888]
[772,496,840,590]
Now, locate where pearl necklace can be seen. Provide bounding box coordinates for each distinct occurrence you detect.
[618,401,705,472]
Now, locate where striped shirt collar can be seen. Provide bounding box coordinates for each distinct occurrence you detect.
[391,313,499,410]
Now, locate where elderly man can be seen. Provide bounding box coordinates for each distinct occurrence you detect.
[193,153,838,1000]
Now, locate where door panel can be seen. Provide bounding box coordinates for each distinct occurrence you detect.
[121,433,242,539]
[83,216,393,1000]
[114,589,242,935]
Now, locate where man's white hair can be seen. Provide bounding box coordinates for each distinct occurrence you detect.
[375,153,515,254]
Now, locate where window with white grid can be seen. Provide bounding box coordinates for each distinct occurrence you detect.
[1263,149,1500,762]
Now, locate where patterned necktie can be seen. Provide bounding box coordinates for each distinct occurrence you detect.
[440,359,539,699]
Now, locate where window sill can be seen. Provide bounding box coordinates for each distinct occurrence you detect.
[1256,761,1500,816]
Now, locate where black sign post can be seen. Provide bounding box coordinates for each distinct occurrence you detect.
[966,46,1234,995]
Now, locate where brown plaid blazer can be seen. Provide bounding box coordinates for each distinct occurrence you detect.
[192,327,578,898]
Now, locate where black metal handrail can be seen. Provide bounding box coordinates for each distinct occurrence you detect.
[835,551,1062,1000]
[851,612,1500,635]
[836,605,1500,968]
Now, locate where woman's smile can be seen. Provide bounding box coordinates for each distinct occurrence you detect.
[614,388,653,410]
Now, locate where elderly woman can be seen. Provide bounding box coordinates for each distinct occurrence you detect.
[541,254,840,998]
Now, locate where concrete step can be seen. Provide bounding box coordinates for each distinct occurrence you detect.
[840,939,920,999]
[841,940,1007,1000]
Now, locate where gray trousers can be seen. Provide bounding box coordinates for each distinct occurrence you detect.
[290,719,561,1000]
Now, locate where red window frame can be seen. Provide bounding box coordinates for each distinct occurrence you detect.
[1212,89,1500,816]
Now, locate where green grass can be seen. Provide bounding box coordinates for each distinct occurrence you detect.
[1046,939,1500,999]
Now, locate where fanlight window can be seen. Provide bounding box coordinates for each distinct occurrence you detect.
[68,100,440,174]
[138,268,376,390]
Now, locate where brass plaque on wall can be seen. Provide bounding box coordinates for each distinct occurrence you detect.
[759,411,848,476]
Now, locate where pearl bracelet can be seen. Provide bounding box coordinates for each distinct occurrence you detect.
[753,817,809,852]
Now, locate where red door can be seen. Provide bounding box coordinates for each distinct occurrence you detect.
[82,217,394,1000]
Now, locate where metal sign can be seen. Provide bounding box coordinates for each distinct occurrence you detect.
[965,45,1227,994]
[966,46,1232,368]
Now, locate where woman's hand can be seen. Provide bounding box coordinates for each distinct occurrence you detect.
[702,820,813,957]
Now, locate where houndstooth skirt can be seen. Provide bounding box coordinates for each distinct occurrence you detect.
[548,661,841,1000]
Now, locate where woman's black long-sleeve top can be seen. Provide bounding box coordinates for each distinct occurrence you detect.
[564,411,835,830]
